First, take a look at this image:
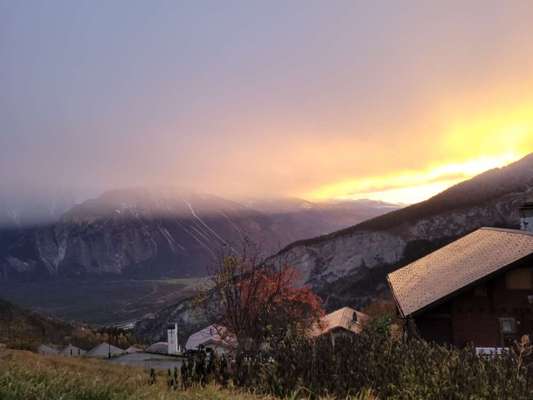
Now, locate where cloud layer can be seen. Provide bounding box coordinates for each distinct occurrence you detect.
[1,1,533,203]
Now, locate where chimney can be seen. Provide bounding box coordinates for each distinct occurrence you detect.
[519,199,533,233]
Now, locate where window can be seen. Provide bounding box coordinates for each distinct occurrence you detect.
[505,268,533,290]
[500,318,516,334]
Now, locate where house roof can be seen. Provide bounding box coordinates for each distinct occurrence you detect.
[185,324,235,351]
[125,345,143,353]
[146,342,168,354]
[311,307,369,337]
[387,228,533,317]
[60,344,86,355]
[87,342,124,357]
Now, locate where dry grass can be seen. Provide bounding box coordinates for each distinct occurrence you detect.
[0,349,377,399]
[0,349,275,400]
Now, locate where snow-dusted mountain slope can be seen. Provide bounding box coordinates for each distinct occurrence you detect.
[0,188,398,280]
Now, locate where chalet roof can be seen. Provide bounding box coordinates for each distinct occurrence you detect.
[185,324,235,351]
[146,342,168,354]
[311,307,369,337]
[388,228,533,317]
[125,345,143,353]
[60,344,87,356]
[86,342,124,358]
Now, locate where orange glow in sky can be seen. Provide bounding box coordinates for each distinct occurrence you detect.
[3,2,533,205]
[305,102,533,204]
[307,153,522,204]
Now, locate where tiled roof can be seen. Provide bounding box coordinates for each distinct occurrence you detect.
[146,342,168,354]
[311,307,369,336]
[60,344,87,356]
[87,342,124,357]
[185,324,236,351]
[388,228,533,317]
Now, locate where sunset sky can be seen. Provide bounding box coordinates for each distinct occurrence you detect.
[1,1,533,204]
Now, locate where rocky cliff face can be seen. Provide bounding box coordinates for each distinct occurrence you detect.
[135,154,533,342]
[0,188,398,281]
[270,154,533,310]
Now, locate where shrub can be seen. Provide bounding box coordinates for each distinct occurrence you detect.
[226,319,531,399]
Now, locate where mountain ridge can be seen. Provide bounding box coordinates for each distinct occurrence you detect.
[276,153,533,256]
[269,153,533,309]
[134,153,533,342]
[0,189,399,281]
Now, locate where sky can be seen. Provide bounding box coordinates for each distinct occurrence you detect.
[1,1,533,205]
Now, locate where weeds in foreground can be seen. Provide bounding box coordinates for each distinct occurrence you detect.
[0,349,375,400]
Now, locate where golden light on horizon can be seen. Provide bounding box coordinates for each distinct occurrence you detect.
[305,102,533,204]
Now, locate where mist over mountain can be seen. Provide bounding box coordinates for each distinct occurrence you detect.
[0,185,81,228]
[0,187,398,281]
[135,153,533,341]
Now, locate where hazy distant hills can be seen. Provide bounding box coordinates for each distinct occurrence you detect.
[0,188,398,281]
[0,186,79,228]
[270,153,533,309]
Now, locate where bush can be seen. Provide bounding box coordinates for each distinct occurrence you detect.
[227,320,531,399]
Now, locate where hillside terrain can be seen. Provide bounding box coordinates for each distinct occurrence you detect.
[274,153,533,309]
[136,153,533,341]
[0,297,78,349]
[0,188,398,281]
[0,296,139,350]
[0,278,202,325]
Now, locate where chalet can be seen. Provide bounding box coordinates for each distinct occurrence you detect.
[60,344,86,357]
[125,345,143,354]
[86,342,124,358]
[185,324,235,354]
[146,341,169,354]
[388,203,533,348]
[310,307,369,344]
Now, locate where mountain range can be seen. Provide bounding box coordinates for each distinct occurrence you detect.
[0,188,398,281]
[271,153,533,309]
[135,153,533,342]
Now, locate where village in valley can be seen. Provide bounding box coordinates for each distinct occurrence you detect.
[1,199,528,398]
[3,2,533,399]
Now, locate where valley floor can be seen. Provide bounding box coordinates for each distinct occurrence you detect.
[0,278,205,325]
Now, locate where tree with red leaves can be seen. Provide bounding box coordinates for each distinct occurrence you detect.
[204,241,324,352]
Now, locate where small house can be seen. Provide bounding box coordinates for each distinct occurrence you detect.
[185,324,235,354]
[146,341,169,354]
[125,345,143,354]
[310,307,369,344]
[388,223,533,348]
[86,342,124,358]
[60,344,86,357]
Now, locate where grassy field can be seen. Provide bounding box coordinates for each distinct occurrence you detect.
[0,349,375,400]
[0,349,275,400]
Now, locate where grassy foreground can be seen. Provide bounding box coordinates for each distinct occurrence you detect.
[0,349,277,400]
